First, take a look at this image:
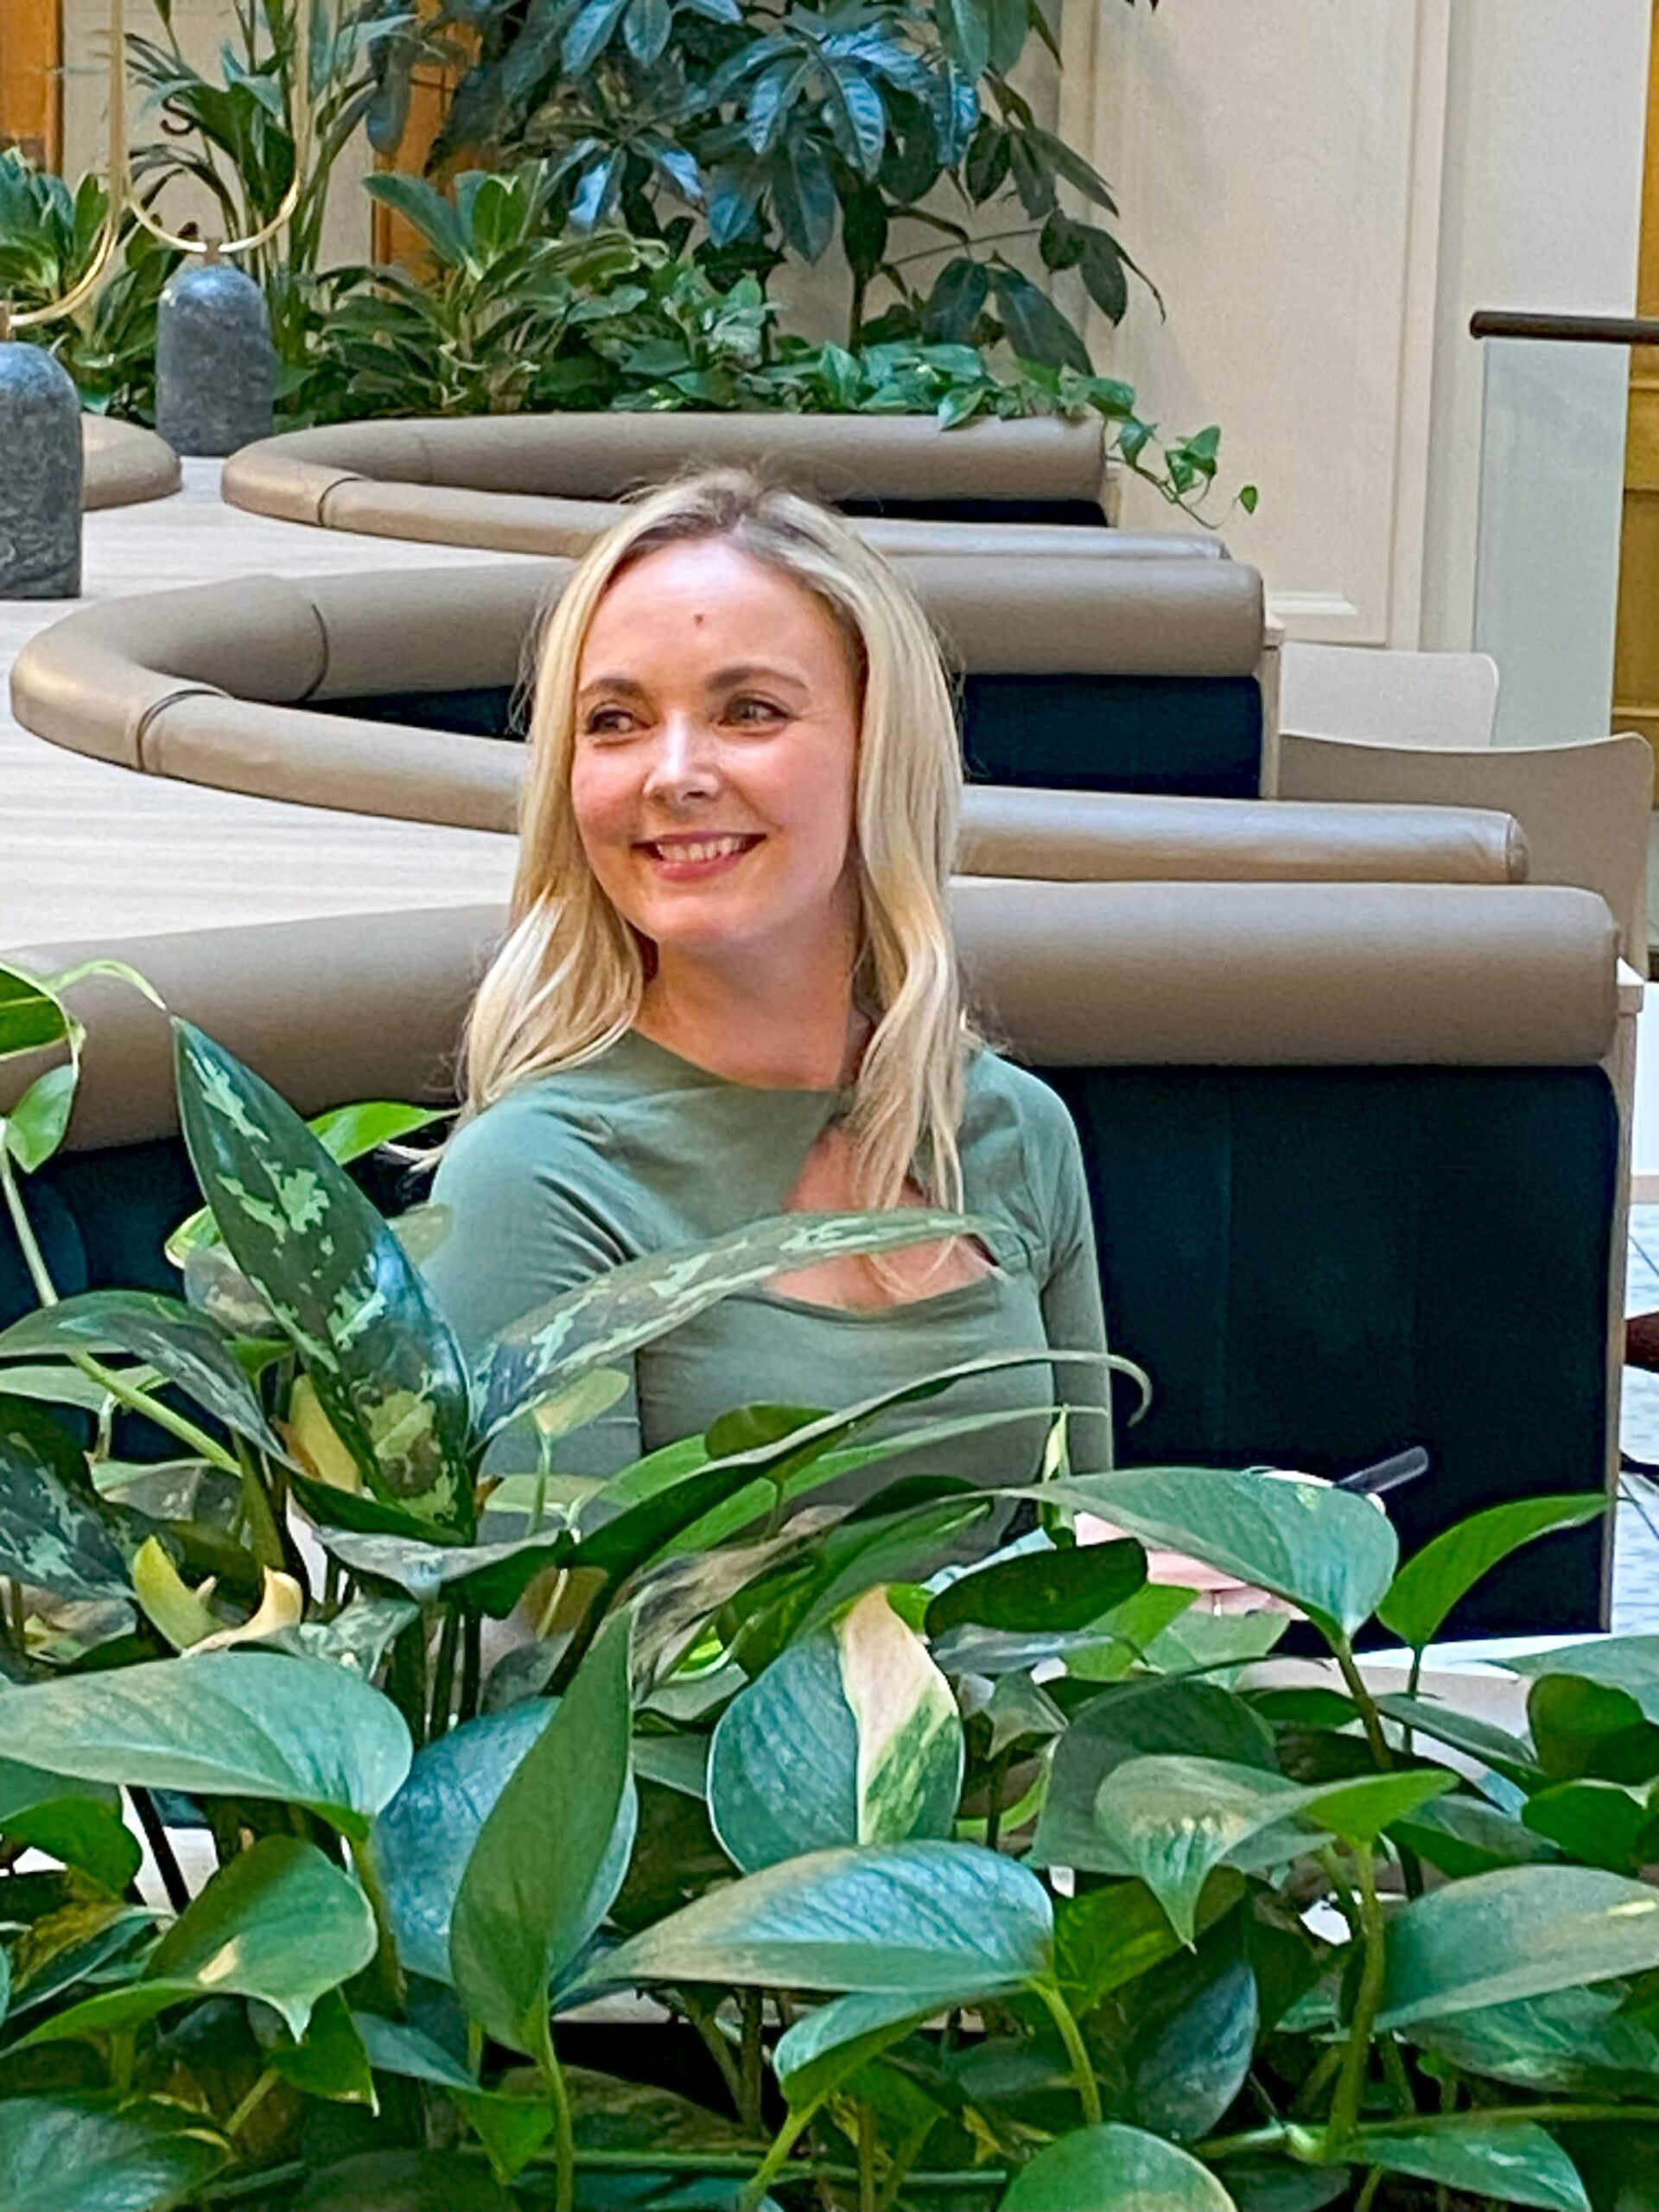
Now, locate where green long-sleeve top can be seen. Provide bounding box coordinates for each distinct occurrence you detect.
[423,1029,1113,1490]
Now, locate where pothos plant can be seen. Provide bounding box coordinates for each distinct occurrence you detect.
[0,958,1648,2212]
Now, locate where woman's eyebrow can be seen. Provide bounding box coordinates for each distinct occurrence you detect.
[702,662,809,692]
[576,673,650,702]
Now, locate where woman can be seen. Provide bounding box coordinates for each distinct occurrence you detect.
[423,467,1113,1496]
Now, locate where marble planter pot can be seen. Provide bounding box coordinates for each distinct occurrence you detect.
[0,340,84,599]
[156,259,276,459]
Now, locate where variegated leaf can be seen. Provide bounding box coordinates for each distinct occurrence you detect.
[173,1022,474,1536]
[0,1397,131,1603]
[477,1208,982,1439]
[709,1586,963,1872]
[0,1289,285,1459]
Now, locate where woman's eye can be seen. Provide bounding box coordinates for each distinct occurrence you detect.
[582,707,636,738]
[728,696,786,727]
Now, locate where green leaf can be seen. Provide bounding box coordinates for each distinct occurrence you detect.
[1001,2124,1237,2210]
[1335,2122,1588,2212]
[167,1100,443,1265]
[1058,1468,1398,1643]
[1373,1692,1540,1786]
[0,1651,411,1839]
[0,1770,140,1893]
[1377,1865,1659,2030]
[1090,1756,1451,1942]
[585,1840,1052,2001]
[478,1209,981,1439]
[4,1063,78,1172]
[1378,1496,1605,1649]
[772,1986,934,2108]
[988,264,1090,372]
[363,172,469,264]
[1032,1676,1277,1873]
[1505,1635,1659,1725]
[318,1527,567,1616]
[1525,1672,1659,1782]
[1055,1872,1243,2013]
[1391,1793,1560,1880]
[0,2098,227,2212]
[0,963,73,1058]
[936,0,991,81]
[18,1836,377,2046]
[1522,1777,1655,1870]
[0,1397,130,1602]
[263,1988,376,2106]
[451,1615,635,2049]
[1405,1982,1659,2098]
[926,1538,1145,1637]
[174,1023,473,1535]
[710,1586,963,1870]
[0,1291,284,1459]
[772,137,838,264]
[293,2152,512,2212]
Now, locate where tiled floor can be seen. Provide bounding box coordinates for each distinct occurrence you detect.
[1617,1202,1659,1630]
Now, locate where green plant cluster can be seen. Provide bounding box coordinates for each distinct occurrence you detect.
[1,0,1249,516]
[0,962,1650,2212]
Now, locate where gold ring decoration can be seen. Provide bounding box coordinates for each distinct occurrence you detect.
[121,0,315,257]
[3,0,129,331]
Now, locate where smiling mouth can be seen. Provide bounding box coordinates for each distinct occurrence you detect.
[637,834,763,863]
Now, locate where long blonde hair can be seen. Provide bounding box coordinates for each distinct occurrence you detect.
[461,467,969,1211]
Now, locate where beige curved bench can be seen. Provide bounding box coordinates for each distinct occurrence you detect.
[10,555,1278,833]
[81,415,182,510]
[220,412,1222,562]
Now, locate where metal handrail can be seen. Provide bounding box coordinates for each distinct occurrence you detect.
[1471,309,1659,346]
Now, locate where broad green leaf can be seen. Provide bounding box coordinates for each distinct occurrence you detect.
[166,1100,445,1265]
[173,1023,473,1535]
[0,1397,130,1601]
[1124,1942,1258,2143]
[0,1291,285,1456]
[925,1538,1145,1637]
[5,1063,78,1171]
[1142,1606,1290,1676]
[1055,1871,1244,2014]
[0,2098,227,2212]
[292,2150,512,2212]
[1378,1496,1606,1649]
[1505,1636,1659,1726]
[1523,1777,1655,1870]
[477,1209,984,1438]
[1377,1864,1659,2029]
[936,0,990,80]
[0,1651,411,1839]
[0,1766,140,1892]
[772,1987,934,2108]
[1373,1692,1540,1785]
[318,1526,568,1615]
[1058,1468,1396,1642]
[1332,2121,1589,2212]
[585,1840,1051,2001]
[1406,1982,1659,2097]
[262,1987,376,2107]
[18,1836,376,2045]
[1001,2124,1236,2210]
[0,963,73,1058]
[709,1587,962,1872]
[1526,1673,1659,1783]
[1090,1756,1451,1942]
[1392,1793,1560,1879]
[451,1616,635,2049]
[1031,1676,1276,1872]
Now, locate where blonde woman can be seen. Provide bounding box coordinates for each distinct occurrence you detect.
[423,468,1112,1495]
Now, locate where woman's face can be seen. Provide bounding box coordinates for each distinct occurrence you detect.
[570,538,862,974]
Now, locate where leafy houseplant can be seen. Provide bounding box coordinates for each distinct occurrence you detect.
[7,963,1637,2209]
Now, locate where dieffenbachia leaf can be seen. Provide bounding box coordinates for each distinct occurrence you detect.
[16,1836,377,2047]
[173,1021,474,1536]
[476,1209,986,1438]
[0,1395,131,1602]
[709,1586,963,1871]
[0,1290,284,1458]
[0,1650,411,1840]
[317,1526,569,1616]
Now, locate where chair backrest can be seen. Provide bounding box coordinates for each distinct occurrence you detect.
[1280,643,1501,749]
[0,883,1619,1634]
[1277,728,1654,969]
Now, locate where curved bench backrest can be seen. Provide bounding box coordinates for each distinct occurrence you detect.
[0,881,1618,1635]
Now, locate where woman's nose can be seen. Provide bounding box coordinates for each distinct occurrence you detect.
[642,715,720,805]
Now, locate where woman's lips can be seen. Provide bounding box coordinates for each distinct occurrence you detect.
[636,833,763,882]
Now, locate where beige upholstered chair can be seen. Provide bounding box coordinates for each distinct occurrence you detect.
[1277,729,1654,972]
[1280,644,1500,750]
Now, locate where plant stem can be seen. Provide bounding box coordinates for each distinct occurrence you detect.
[740,1987,765,2134]
[130,1786,191,1911]
[0,1142,60,1307]
[533,2006,577,2212]
[232,1434,287,1576]
[226,2067,279,2140]
[857,2101,877,2212]
[1325,1843,1387,2152]
[983,1746,1014,1852]
[1034,1982,1102,2126]
[459,1608,483,1723]
[740,2101,819,2212]
[1332,1638,1393,1768]
[1354,2171,1382,2212]
[428,1605,461,1739]
[347,1832,406,2017]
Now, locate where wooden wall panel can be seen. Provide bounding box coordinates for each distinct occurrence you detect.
[0,0,62,168]
[1613,0,1659,759]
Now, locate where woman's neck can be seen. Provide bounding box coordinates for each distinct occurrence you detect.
[638,942,866,1091]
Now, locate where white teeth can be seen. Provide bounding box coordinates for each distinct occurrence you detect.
[653,836,749,863]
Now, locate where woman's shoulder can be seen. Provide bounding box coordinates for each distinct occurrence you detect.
[963,1043,1079,1153]
[433,1048,644,1195]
